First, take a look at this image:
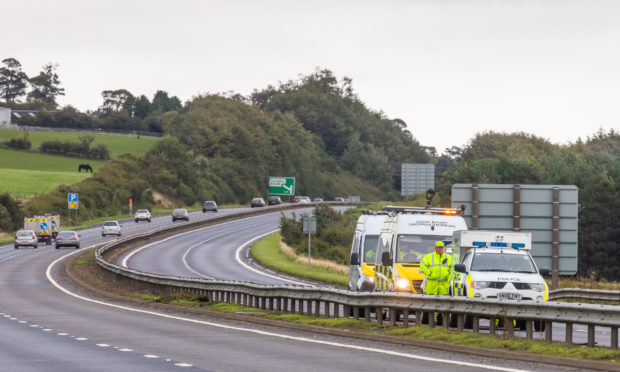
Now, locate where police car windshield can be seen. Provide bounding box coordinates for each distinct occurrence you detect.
[471,252,537,273]
[396,234,451,263]
[363,235,379,263]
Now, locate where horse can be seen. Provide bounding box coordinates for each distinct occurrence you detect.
[78,164,93,173]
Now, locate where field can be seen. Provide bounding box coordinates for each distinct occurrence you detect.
[0,129,159,197]
[0,129,158,157]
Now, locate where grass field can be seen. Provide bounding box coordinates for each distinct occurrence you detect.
[0,129,159,198]
[0,129,158,157]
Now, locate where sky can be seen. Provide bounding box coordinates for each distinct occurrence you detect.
[4,0,620,153]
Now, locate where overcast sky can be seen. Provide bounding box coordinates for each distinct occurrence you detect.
[5,0,620,152]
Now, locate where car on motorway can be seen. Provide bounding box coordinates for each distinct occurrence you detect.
[312,198,324,203]
[101,221,122,236]
[14,230,38,249]
[172,208,190,222]
[135,209,152,223]
[251,197,265,207]
[334,197,346,202]
[268,196,282,205]
[55,231,80,249]
[202,201,218,212]
[292,196,311,203]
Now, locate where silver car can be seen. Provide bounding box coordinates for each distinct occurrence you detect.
[55,231,81,249]
[14,230,38,249]
[102,221,122,236]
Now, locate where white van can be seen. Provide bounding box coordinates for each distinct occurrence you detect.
[348,212,388,291]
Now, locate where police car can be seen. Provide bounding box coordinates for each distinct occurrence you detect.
[451,230,551,302]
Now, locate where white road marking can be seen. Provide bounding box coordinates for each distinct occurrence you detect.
[233,230,309,285]
[181,233,234,278]
[46,247,532,372]
[174,363,194,367]
[76,337,88,341]
[119,348,133,352]
[57,332,68,336]
[97,344,110,347]
[144,354,159,358]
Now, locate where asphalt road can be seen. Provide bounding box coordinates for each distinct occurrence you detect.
[0,207,611,371]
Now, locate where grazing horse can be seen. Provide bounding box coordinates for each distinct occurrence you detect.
[78,164,93,173]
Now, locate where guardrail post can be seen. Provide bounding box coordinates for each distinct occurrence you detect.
[565,323,573,344]
[442,312,449,329]
[353,306,359,319]
[588,325,595,347]
[314,301,320,317]
[343,304,349,318]
[526,320,533,339]
[415,310,422,327]
[389,308,397,326]
[365,307,371,322]
[489,317,496,335]
[429,313,435,328]
[402,310,409,328]
[545,322,553,343]
[334,303,340,318]
[457,314,463,331]
[505,318,514,338]
[377,308,383,325]
[612,327,618,350]
[260,297,266,310]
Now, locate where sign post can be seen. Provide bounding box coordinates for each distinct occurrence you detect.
[268,177,295,196]
[129,199,133,215]
[303,216,316,269]
[68,193,79,225]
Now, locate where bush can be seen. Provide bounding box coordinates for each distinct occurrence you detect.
[4,137,31,150]
[39,140,109,160]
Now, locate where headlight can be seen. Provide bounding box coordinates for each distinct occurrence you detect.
[529,283,545,292]
[471,281,490,289]
[396,277,410,290]
[362,275,374,283]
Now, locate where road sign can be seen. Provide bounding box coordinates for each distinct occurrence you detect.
[268,177,295,196]
[68,193,79,210]
[303,217,316,234]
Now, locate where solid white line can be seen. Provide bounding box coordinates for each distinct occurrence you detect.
[234,230,309,285]
[181,232,233,279]
[46,248,531,372]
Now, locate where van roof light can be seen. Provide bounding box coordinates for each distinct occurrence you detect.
[472,241,486,247]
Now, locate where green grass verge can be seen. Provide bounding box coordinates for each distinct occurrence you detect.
[0,129,158,157]
[250,232,348,286]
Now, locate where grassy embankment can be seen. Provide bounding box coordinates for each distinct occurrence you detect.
[0,129,158,198]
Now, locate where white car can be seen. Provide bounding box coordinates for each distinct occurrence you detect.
[14,230,38,249]
[102,221,122,236]
[135,209,151,223]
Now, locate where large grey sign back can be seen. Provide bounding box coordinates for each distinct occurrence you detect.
[452,184,578,276]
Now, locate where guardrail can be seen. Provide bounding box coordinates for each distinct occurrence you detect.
[94,207,620,350]
[550,288,620,302]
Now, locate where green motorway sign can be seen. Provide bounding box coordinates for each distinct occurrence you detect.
[268,177,295,196]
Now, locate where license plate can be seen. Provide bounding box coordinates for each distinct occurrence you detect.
[21,240,30,244]
[498,292,522,300]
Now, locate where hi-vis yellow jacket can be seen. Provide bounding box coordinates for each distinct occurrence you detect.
[419,252,452,295]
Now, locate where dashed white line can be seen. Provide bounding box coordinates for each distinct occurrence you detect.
[144,354,159,358]
[174,363,194,367]
[97,343,110,347]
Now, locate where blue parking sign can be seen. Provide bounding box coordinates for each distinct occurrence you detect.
[68,193,79,209]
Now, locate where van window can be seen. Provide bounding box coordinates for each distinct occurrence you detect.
[375,233,392,265]
[351,232,361,255]
[396,234,451,263]
[363,235,379,263]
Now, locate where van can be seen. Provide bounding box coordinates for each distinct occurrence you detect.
[374,206,467,293]
[348,212,388,291]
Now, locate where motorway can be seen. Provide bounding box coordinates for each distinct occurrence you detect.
[0,206,609,371]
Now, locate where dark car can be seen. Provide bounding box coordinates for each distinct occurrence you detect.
[172,208,190,222]
[268,196,282,205]
[55,231,80,249]
[251,197,265,207]
[202,201,218,212]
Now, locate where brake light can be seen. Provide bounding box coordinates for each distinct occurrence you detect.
[135,213,138,216]
[72,237,78,240]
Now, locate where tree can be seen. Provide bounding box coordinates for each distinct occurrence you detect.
[133,95,151,119]
[26,63,65,106]
[100,89,134,113]
[0,58,29,105]
[151,90,182,113]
